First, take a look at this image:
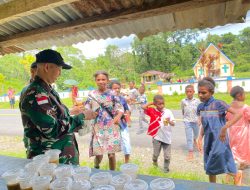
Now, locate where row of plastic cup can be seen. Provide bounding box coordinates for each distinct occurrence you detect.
[2,160,175,190]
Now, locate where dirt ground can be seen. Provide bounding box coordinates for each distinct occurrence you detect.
[0,135,205,175]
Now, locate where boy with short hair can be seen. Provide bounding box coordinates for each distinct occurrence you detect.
[142,95,175,173]
[181,85,200,160]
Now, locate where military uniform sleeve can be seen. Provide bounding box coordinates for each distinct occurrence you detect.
[20,88,82,139]
[68,113,85,133]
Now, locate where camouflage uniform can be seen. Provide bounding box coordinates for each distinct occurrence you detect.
[19,76,85,165]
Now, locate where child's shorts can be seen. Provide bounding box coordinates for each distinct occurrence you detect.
[121,127,131,155]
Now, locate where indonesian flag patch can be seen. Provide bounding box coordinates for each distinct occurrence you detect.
[36,94,49,105]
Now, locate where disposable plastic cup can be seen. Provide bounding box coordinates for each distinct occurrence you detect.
[45,149,61,164]
[54,165,73,179]
[150,178,175,190]
[92,185,115,190]
[38,163,57,177]
[50,177,72,190]
[124,179,148,190]
[73,166,91,180]
[2,169,21,190]
[17,171,37,190]
[32,154,50,164]
[120,163,139,180]
[71,180,91,190]
[110,174,132,190]
[31,176,52,190]
[75,98,83,106]
[24,162,41,174]
[90,172,112,187]
[163,118,169,126]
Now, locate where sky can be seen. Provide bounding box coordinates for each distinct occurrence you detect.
[74,11,250,59]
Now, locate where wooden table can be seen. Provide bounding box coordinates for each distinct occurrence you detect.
[0,155,249,190]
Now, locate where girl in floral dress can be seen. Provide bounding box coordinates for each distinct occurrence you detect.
[85,71,123,170]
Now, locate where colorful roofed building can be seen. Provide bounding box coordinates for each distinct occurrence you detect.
[193,43,235,79]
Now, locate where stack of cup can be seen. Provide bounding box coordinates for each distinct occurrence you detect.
[31,176,52,190]
[124,179,148,190]
[54,165,73,179]
[71,180,91,190]
[32,154,50,164]
[120,163,139,180]
[110,174,132,190]
[92,185,115,190]
[24,162,41,174]
[150,178,175,190]
[50,177,72,190]
[90,172,112,187]
[17,170,37,190]
[73,166,91,181]
[2,169,21,190]
[45,149,61,164]
[38,163,57,177]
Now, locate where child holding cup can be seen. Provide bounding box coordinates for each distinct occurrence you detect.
[142,95,175,173]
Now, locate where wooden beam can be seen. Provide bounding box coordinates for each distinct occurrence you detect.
[0,0,240,47]
[0,0,80,25]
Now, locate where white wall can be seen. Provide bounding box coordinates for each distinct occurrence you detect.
[161,78,250,95]
[0,90,90,102]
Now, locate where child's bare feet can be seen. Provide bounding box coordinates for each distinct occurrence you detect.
[186,151,194,161]
[234,171,242,186]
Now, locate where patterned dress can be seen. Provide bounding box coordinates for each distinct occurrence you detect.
[85,90,123,156]
[197,97,236,175]
[226,104,250,165]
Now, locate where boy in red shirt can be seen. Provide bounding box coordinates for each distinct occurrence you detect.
[142,95,175,173]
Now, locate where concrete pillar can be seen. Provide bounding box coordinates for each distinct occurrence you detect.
[227,76,232,93]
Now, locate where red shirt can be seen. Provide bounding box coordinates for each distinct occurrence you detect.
[72,86,78,98]
[144,107,164,137]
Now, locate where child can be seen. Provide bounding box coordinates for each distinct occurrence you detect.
[128,81,139,114]
[111,81,132,163]
[197,77,242,183]
[181,85,200,160]
[136,85,149,134]
[226,86,250,185]
[142,95,175,173]
[85,71,124,170]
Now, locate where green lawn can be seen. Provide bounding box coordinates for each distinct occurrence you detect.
[1,92,250,110]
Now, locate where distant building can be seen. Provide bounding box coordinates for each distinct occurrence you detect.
[193,43,235,79]
[141,70,174,84]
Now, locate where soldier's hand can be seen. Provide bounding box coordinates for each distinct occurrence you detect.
[82,110,97,120]
[70,105,84,115]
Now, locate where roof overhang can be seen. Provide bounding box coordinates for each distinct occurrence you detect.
[0,0,250,55]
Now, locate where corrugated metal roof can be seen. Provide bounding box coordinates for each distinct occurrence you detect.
[0,0,12,5]
[0,0,250,54]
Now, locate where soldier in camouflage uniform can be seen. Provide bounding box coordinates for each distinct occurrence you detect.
[21,62,38,152]
[19,49,95,165]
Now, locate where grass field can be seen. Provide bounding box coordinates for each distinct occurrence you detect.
[1,92,250,109]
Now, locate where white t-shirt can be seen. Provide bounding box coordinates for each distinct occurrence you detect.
[154,108,175,144]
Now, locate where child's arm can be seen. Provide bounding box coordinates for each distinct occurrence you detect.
[141,102,154,110]
[166,118,175,126]
[180,100,184,115]
[220,107,242,142]
[197,127,204,152]
[166,110,175,126]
